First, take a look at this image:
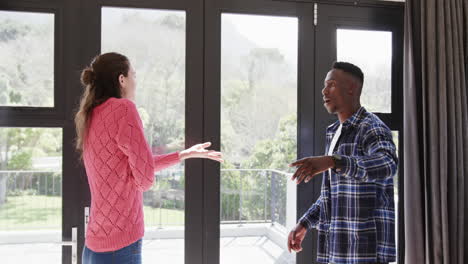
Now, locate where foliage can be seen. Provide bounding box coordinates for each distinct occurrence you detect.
[0,128,62,170]
[0,16,54,107]
[220,114,296,224]
[7,151,33,170]
[242,113,297,172]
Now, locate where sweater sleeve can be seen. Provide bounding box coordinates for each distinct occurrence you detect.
[154,152,181,172]
[115,99,156,192]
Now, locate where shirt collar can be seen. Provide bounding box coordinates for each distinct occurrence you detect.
[342,106,367,128]
[326,106,367,133]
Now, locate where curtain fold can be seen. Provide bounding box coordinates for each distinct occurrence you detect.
[403,0,468,263]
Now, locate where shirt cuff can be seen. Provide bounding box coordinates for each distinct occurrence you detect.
[332,155,357,179]
[299,215,314,231]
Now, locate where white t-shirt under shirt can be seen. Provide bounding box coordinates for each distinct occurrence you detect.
[327,124,343,178]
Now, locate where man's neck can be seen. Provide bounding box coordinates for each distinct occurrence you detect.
[337,104,361,123]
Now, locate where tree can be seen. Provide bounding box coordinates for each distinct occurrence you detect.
[0,17,54,107]
[243,113,297,171]
[220,114,297,223]
[0,128,58,204]
[221,47,295,164]
[101,11,186,153]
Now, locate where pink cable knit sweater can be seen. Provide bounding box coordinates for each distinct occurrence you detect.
[82,97,180,252]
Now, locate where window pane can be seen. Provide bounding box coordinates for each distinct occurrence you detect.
[102,7,186,263]
[0,11,54,107]
[391,130,399,264]
[221,13,298,264]
[0,128,62,263]
[337,29,392,113]
[391,131,399,195]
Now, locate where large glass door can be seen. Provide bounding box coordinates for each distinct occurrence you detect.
[0,8,68,264]
[0,0,204,263]
[93,1,205,263]
[203,1,316,263]
[101,7,187,263]
[219,13,298,264]
[314,3,404,263]
[0,128,64,263]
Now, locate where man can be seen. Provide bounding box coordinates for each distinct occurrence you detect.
[288,62,397,264]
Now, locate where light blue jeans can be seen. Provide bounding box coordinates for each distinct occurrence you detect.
[82,239,142,264]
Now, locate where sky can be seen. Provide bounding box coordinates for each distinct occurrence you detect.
[337,28,393,69]
[0,10,53,24]
[222,13,298,64]
[222,13,392,72]
[3,8,392,79]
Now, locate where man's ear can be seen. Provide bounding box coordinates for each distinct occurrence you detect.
[348,81,356,95]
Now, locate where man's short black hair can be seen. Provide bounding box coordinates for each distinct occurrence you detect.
[332,61,364,85]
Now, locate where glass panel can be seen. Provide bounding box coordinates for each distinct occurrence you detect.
[336,29,392,113]
[391,131,399,200]
[391,130,399,264]
[102,7,186,263]
[221,13,298,264]
[0,128,62,263]
[0,11,54,107]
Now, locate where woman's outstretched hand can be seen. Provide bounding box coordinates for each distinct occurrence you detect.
[179,142,224,163]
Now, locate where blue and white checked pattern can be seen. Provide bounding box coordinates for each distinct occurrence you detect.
[299,107,397,264]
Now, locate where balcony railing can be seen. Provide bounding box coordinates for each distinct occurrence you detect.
[0,170,62,231]
[0,168,293,232]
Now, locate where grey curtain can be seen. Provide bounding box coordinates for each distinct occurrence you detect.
[404,0,468,263]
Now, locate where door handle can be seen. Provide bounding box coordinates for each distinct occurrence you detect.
[62,226,77,264]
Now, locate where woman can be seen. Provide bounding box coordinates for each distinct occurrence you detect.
[75,52,223,264]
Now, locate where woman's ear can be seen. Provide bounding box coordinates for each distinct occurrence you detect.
[118,74,125,86]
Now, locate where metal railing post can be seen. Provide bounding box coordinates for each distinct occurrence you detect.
[159,188,163,229]
[263,170,267,223]
[239,171,243,226]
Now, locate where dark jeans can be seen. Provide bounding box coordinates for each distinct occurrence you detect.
[82,239,142,264]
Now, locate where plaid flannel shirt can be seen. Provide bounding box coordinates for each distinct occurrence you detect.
[299,107,398,264]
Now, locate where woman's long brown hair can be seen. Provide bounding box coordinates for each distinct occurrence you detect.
[75,52,130,154]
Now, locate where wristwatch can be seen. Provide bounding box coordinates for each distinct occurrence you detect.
[331,154,345,172]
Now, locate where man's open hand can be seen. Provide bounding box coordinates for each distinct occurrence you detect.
[289,156,334,184]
